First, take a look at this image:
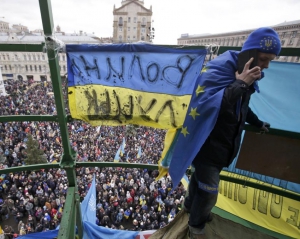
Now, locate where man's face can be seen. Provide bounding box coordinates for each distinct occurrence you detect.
[257,52,276,71]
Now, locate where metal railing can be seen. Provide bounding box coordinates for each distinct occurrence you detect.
[0,0,299,238]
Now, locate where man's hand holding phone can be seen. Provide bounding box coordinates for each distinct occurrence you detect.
[235,57,261,86]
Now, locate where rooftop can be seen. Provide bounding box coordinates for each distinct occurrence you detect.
[178,19,300,39]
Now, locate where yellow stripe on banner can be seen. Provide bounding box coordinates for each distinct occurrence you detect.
[156,128,178,180]
[68,85,191,129]
[216,171,300,238]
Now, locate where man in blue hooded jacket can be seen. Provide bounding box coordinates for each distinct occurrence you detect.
[183,27,281,239]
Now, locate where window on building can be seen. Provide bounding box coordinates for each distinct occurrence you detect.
[133,27,136,31]
[134,17,136,23]
[282,32,286,38]
[63,55,65,61]
[141,36,145,41]
[63,65,66,71]
[33,55,36,61]
[30,65,32,71]
[9,65,12,70]
[28,55,31,61]
[42,55,45,60]
[142,17,146,26]
[25,65,28,71]
[119,27,123,32]
[288,39,294,45]
[291,31,297,38]
[128,17,131,23]
[37,55,40,61]
[119,35,122,42]
[235,37,239,46]
[226,38,230,46]
[133,36,136,39]
[295,56,299,62]
[141,28,145,33]
[119,17,123,25]
[3,55,5,60]
[281,40,285,46]
[14,54,18,60]
[7,54,9,60]
[128,27,130,31]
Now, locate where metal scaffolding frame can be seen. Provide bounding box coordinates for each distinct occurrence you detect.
[0,0,299,238]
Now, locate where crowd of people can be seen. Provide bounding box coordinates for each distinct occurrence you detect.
[0,78,187,238]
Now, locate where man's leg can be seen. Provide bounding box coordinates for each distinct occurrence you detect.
[188,163,222,233]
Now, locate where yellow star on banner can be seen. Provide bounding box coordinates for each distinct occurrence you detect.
[196,85,206,96]
[181,126,189,137]
[189,107,200,120]
[201,66,208,74]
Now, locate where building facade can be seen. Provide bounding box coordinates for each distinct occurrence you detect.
[0,25,103,83]
[0,21,9,33]
[177,20,300,63]
[112,0,153,43]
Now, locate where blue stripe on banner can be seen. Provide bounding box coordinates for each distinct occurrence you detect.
[66,44,206,96]
[66,43,206,54]
[198,181,218,194]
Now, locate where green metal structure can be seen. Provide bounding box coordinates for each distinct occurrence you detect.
[0,0,300,238]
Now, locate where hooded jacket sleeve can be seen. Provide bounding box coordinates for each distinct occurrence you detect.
[246,107,263,128]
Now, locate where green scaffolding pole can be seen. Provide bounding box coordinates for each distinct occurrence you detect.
[38,0,82,237]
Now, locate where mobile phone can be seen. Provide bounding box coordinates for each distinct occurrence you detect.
[238,49,258,74]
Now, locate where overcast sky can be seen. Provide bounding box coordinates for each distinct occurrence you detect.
[1,0,300,44]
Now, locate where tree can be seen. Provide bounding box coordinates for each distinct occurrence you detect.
[24,134,47,165]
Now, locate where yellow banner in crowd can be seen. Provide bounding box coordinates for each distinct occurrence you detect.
[69,85,191,129]
[216,171,300,238]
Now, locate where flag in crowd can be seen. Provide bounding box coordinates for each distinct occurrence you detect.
[81,175,96,224]
[180,174,190,190]
[114,146,122,162]
[121,137,126,156]
[137,146,142,159]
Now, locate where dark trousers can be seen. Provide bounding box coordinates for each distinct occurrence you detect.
[184,163,222,229]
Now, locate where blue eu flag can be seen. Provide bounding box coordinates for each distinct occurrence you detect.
[168,51,240,189]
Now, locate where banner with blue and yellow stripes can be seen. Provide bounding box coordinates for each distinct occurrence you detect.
[66,44,207,129]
